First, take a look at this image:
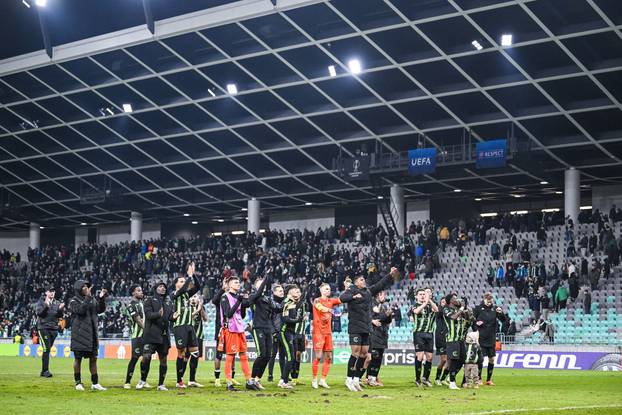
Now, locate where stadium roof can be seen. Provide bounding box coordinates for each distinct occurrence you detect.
[0,0,621,230]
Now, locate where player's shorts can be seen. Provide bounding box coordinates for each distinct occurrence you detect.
[143,342,170,357]
[173,325,198,349]
[73,349,98,359]
[446,341,466,361]
[349,332,370,346]
[480,345,496,358]
[222,329,247,354]
[312,332,334,352]
[435,332,447,355]
[413,332,434,353]
[131,337,144,358]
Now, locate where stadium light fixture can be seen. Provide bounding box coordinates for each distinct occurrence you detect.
[191,221,198,225]
[39,226,44,229]
[474,198,482,201]
[122,104,133,113]
[471,40,483,50]
[453,189,462,193]
[510,210,528,215]
[348,59,362,74]
[555,191,563,194]
[232,231,245,235]
[305,202,313,206]
[511,194,524,198]
[35,0,46,6]
[501,34,513,46]
[81,222,87,226]
[259,229,266,233]
[183,213,189,217]
[580,205,593,210]
[377,196,383,199]
[542,208,560,213]
[480,212,497,217]
[212,232,223,237]
[22,0,31,8]
[540,181,549,185]
[217,219,225,223]
[328,65,337,77]
[241,208,248,211]
[226,84,238,95]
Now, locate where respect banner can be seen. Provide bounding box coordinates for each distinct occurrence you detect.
[476,139,507,169]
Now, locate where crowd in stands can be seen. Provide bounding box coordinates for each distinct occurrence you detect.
[1,207,619,342]
[485,208,621,340]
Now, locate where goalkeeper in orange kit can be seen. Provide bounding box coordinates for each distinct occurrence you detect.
[311,283,341,389]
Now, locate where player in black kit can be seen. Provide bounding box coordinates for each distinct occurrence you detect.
[187,293,207,387]
[171,262,200,389]
[409,288,438,387]
[123,285,145,389]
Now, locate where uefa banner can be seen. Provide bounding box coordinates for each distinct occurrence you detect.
[476,139,507,169]
[342,155,370,182]
[408,148,436,175]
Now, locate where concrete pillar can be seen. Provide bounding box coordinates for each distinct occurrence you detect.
[29,222,40,249]
[75,227,88,251]
[130,211,143,242]
[390,184,405,236]
[247,198,260,235]
[565,167,580,225]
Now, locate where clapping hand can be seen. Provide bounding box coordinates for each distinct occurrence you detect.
[390,267,400,280]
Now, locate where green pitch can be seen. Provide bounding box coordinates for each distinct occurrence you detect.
[1,357,621,415]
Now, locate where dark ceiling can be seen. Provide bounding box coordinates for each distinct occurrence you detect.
[1,0,622,230]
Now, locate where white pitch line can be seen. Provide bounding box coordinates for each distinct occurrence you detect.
[454,404,622,415]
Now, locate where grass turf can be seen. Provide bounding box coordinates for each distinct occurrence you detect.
[0,357,621,415]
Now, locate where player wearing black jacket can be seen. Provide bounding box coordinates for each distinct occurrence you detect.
[249,276,276,388]
[472,292,506,385]
[267,284,285,382]
[367,290,393,387]
[339,267,400,392]
[35,285,64,377]
[69,280,107,391]
[139,281,175,391]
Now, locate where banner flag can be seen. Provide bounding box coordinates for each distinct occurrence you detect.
[408,148,437,175]
[476,139,507,169]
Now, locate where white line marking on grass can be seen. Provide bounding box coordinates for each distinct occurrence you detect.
[454,405,622,415]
